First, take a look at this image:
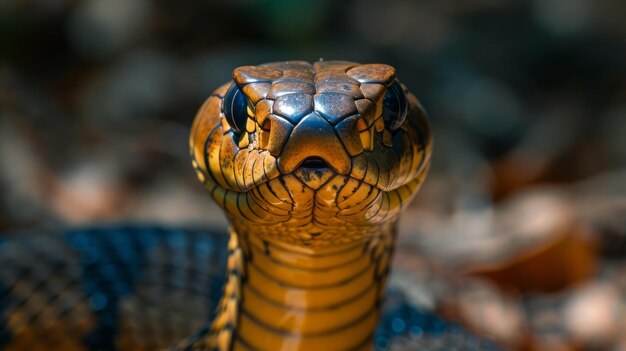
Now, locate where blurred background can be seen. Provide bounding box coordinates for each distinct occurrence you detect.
[0,0,625,350]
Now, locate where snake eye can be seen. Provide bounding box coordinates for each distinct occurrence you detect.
[223,83,251,134]
[382,81,408,131]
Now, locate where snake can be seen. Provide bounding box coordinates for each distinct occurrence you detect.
[0,61,499,351]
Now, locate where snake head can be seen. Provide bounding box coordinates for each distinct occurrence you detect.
[190,61,432,246]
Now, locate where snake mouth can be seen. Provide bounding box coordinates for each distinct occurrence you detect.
[300,157,330,170]
[292,158,336,190]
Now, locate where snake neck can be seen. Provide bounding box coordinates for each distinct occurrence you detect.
[199,224,396,351]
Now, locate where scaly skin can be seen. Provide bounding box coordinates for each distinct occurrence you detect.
[187,61,432,351]
[0,60,457,351]
[0,228,500,351]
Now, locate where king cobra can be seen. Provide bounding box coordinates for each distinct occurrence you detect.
[0,61,499,351]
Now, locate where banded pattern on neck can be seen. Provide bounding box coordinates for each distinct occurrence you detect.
[191,225,395,351]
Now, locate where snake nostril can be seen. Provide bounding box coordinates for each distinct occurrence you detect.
[300,157,329,169]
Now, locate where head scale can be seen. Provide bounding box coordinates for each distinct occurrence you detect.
[190,60,432,247]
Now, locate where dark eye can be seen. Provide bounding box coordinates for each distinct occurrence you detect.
[223,83,250,134]
[382,81,408,131]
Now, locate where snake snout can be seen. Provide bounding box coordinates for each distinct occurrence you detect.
[277,112,352,175]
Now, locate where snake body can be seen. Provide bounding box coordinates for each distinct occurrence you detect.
[0,61,500,351]
[187,60,430,350]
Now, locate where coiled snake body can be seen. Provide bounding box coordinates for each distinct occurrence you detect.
[0,61,499,350]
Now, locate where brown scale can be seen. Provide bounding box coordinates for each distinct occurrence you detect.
[188,61,432,351]
[0,235,95,351]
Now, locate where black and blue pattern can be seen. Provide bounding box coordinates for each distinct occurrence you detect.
[0,227,497,350]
